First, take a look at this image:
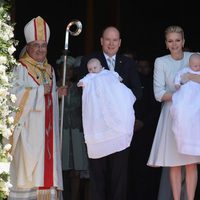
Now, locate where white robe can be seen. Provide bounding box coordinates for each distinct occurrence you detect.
[170,67,200,155]
[9,63,63,196]
[81,70,136,158]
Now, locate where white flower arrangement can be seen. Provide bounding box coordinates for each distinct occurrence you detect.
[0,0,18,198]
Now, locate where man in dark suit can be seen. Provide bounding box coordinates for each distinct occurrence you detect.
[79,26,142,200]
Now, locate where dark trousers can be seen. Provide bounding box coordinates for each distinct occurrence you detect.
[89,147,130,200]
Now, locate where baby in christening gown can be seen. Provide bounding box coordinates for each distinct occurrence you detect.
[170,53,200,156]
[77,58,123,87]
[78,58,136,158]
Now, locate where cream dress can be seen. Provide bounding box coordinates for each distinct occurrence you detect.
[147,52,200,167]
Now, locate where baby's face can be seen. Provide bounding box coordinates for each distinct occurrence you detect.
[190,57,200,71]
[87,63,102,73]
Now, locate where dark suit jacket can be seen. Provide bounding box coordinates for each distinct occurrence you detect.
[79,51,143,100]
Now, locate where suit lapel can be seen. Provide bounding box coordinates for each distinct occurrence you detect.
[115,55,123,73]
[100,53,109,70]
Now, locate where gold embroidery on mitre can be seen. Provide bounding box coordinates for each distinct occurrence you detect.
[35,16,47,42]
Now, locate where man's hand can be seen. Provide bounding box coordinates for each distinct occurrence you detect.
[134,119,144,132]
[57,86,68,97]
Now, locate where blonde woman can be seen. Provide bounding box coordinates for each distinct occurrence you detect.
[147,25,200,200]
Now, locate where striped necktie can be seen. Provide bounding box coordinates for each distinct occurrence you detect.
[107,57,115,71]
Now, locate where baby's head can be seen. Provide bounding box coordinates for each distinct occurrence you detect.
[87,58,103,73]
[189,53,200,71]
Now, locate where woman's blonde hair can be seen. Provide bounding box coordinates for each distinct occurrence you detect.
[164,25,184,39]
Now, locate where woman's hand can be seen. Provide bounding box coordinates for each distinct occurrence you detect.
[180,72,190,84]
[181,72,200,84]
